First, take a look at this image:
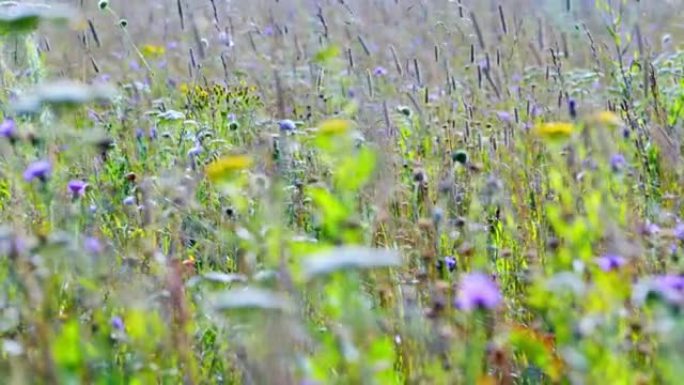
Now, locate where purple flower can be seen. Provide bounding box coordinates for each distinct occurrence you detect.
[674,223,684,241]
[644,222,661,236]
[84,237,103,255]
[610,154,626,172]
[23,160,52,182]
[149,127,158,140]
[596,254,626,272]
[135,128,144,140]
[568,99,577,119]
[279,119,296,132]
[111,316,124,331]
[445,256,457,272]
[496,111,512,123]
[67,180,88,198]
[651,275,684,305]
[0,118,17,140]
[373,66,388,76]
[262,25,275,36]
[94,74,111,84]
[123,196,135,206]
[455,272,502,311]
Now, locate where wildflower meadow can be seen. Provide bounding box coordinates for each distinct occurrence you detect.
[2,0,684,384]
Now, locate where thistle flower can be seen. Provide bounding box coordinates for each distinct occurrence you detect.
[84,237,103,255]
[278,119,296,132]
[568,99,577,119]
[444,256,457,272]
[674,223,684,241]
[496,111,512,123]
[23,160,52,182]
[610,153,626,172]
[455,272,502,311]
[641,275,684,305]
[373,66,388,76]
[596,254,626,272]
[67,180,88,198]
[0,118,17,141]
[110,316,124,331]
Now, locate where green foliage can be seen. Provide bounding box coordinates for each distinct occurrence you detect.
[3,0,684,384]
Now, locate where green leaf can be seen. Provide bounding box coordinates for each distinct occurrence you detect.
[313,44,341,64]
[302,246,401,280]
[52,320,82,370]
[334,147,376,192]
[0,4,74,36]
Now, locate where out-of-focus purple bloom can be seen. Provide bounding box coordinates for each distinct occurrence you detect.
[279,119,296,132]
[89,204,97,213]
[23,160,52,182]
[111,316,124,331]
[149,127,158,140]
[610,154,626,172]
[0,118,17,140]
[129,60,140,71]
[373,66,388,76]
[531,105,543,117]
[646,275,684,305]
[135,128,144,140]
[167,41,178,50]
[262,25,275,36]
[94,74,111,84]
[568,98,577,119]
[455,272,502,311]
[674,223,684,241]
[644,222,661,236]
[496,111,512,123]
[84,237,103,255]
[596,254,626,272]
[123,196,135,206]
[445,256,457,272]
[67,180,88,198]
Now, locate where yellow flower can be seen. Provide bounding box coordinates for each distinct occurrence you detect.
[179,83,190,94]
[532,121,574,140]
[587,111,622,127]
[318,119,351,135]
[141,44,166,58]
[205,155,253,182]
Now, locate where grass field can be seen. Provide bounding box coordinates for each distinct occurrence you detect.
[2,0,684,384]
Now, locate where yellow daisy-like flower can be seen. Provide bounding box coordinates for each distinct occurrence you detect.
[205,155,253,182]
[587,111,622,128]
[532,122,575,140]
[141,44,166,58]
[318,119,351,135]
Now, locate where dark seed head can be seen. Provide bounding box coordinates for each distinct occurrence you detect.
[451,149,468,165]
